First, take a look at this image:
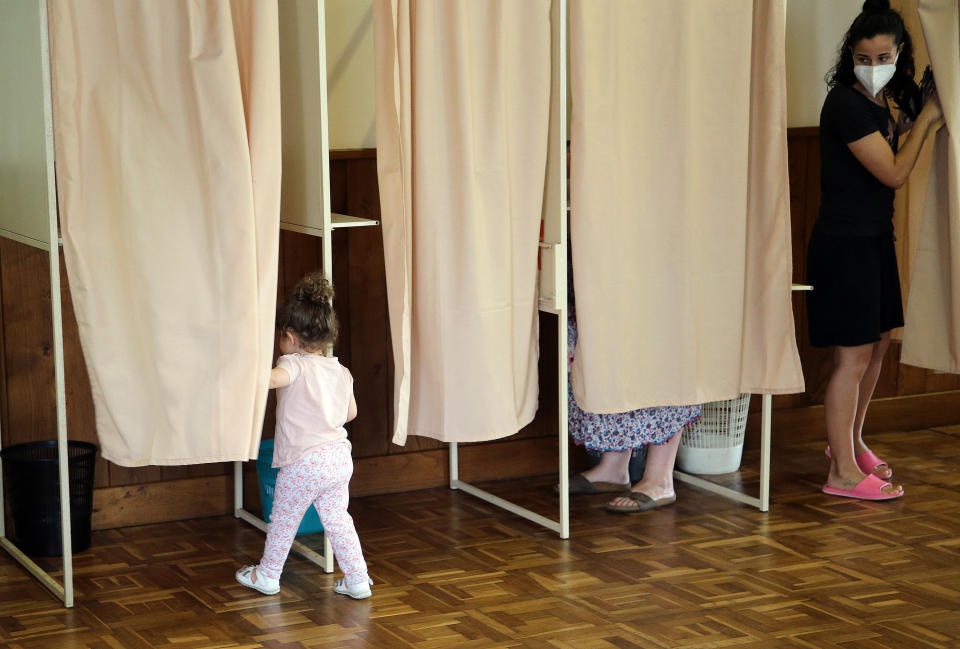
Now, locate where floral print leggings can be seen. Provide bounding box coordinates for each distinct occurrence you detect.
[258,441,369,587]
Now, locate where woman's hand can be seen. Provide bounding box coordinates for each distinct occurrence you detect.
[849,90,946,190]
[896,110,914,134]
[918,93,943,127]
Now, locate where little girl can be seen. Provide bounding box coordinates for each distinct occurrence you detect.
[236,272,372,599]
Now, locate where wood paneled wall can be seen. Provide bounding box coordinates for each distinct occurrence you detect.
[779,128,960,409]
[0,150,561,528]
[1,140,957,529]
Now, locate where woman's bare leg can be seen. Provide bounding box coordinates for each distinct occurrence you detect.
[607,433,681,507]
[825,342,901,495]
[581,450,631,485]
[850,332,893,478]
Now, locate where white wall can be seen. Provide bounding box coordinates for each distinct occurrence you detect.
[325,1,875,143]
[785,0,864,128]
[0,0,53,247]
[325,0,376,149]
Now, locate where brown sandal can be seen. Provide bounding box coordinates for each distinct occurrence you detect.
[556,473,630,495]
[605,490,676,514]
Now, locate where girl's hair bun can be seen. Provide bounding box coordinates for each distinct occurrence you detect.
[276,271,338,348]
[294,272,334,307]
[863,0,891,13]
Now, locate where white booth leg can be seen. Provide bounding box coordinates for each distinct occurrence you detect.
[234,460,334,573]
[44,0,73,608]
[673,392,776,512]
[449,442,459,489]
[760,394,773,512]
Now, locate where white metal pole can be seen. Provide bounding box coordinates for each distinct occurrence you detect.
[234,461,244,516]
[235,509,330,569]
[319,2,340,570]
[323,535,333,573]
[39,0,73,608]
[317,0,333,281]
[558,315,569,539]
[50,261,72,609]
[0,537,66,599]
[455,481,561,532]
[449,442,459,488]
[557,0,569,541]
[760,394,772,512]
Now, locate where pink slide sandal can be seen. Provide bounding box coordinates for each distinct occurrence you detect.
[825,446,892,477]
[822,473,903,501]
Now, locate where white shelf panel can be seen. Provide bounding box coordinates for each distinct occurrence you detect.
[280,221,325,237]
[537,240,565,314]
[0,1,53,248]
[280,214,379,238]
[0,228,51,251]
[332,213,379,229]
[538,298,562,315]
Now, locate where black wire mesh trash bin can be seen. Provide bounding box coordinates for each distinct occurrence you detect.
[1,441,97,557]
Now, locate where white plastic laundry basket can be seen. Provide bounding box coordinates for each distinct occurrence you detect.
[677,394,751,475]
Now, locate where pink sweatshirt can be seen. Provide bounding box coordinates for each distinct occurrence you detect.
[272,354,353,468]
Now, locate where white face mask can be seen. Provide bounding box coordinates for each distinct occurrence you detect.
[854,50,899,97]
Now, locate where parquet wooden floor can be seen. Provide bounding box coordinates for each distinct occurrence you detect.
[4,426,960,648]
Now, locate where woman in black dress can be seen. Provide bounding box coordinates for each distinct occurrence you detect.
[808,0,944,501]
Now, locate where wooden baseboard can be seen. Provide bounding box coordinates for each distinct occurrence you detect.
[351,435,559,497]
[329,148,375,160]
[91,436,560,530]
[745,390,960,448]
[92,475,236,531]
[787,126,819,138]
[89,391,959,530]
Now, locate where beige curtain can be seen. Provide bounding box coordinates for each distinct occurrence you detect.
[374,0,551,444]
[892,0,934,328]
[569,0,804,413]
[902,0,960,371]
[49,1,281,465]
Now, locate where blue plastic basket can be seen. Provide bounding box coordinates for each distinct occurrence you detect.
[255,439,324,535]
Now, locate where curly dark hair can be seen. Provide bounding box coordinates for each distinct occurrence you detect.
[827,0,917,110]
[275,272,338,349]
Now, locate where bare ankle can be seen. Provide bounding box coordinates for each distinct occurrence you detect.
[631,480,674,499]
[828,463,866,487]
[582,466,629,484]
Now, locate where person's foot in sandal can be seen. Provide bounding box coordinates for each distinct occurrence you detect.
[826,445,893,479]
[822,473,903,500]
[825,455,902,500]
[557,473,630,495]
[855,449,893,480]
[605,486,676,514]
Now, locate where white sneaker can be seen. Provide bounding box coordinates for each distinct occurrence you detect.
[235,565,280,595]
[333,576,373,600]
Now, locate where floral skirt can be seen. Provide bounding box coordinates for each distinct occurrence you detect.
[568,315,701,452]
